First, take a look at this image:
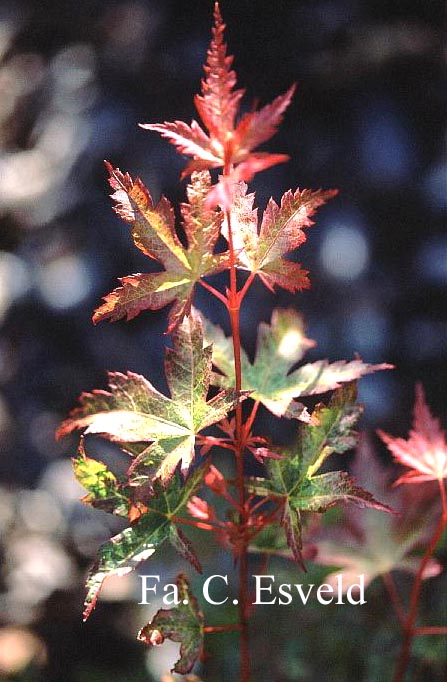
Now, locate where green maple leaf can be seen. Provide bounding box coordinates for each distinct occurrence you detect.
[58,315,239,487]
[223,182,337,292]
[247,384,391,564]
[83,469,203,621]
[93,166,228,332]
[205,308,391,419]
[312,436,442,588]
[138,573,204,675]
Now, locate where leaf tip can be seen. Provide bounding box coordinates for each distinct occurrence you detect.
[104,159,113,174]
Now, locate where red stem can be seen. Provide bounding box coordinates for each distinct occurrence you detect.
[246,552,270,618]
[247,496,271,517]
[438,478,447,521]
[242,401,260,448]
[414,626,447,636]
[203,624,241,633]
[224,180,251,682]
[200,278,229,307]
[169,515,216,532]
[237,271,256,304]
[382,572,406,627]
[196,434,236,453]
[393,511,446,682]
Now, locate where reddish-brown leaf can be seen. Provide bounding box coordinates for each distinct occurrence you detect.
[140,3,295,206]
[378,383,447,484]
[187,495,216,522]
[204,464,229,499]
[232,85,296,161]
[223,183,337,291]
[194,2,244,143]
[93,166,227,331]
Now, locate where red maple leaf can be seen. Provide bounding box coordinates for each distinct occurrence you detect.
[92,165,228,332]
[140,3,295,208]
[378,384,447,485]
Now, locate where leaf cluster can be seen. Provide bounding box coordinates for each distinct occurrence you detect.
[246,384,391,565]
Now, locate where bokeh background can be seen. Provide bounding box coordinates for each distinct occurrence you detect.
[0,0,445,680]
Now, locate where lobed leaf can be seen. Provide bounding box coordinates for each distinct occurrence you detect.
[378,383,447,484]
[138,574,204,674]
[93,167,226,331]
[83,469,203,621]
[141,4,295,207]
[205,308,391,419]
[224,182,337,291]
[246,385,391,563]
[58,315,239,488]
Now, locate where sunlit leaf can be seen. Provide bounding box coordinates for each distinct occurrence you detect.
[378,383,447,484]
[83,470,203,621]
[205,308,391,419]
[141,4,294,207]
[58,315,239,487]
[93,167,227,331]
[224,183,337,291]
[72,439,129,516]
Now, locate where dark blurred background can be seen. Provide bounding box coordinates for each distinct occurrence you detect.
[0,0,445,680]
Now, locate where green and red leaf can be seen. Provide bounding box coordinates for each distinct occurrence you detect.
[93,167,226,331]
[205,308,392,419]
[83,469,204,621]
[138,574,204,674]
[58,315,239,488]
[246,384,392,563]
[223,182,337,290]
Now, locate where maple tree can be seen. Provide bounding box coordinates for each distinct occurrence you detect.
[57,4,444,681]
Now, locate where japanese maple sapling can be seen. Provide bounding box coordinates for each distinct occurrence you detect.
[57,4,400,680]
